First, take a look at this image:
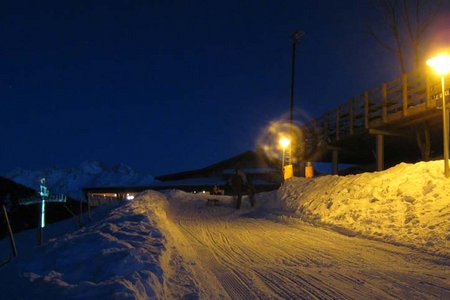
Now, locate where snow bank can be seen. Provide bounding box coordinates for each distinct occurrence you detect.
[0,190,198,299]
[272,161,450,256]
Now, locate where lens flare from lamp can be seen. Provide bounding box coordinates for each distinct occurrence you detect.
[256,119,304,163]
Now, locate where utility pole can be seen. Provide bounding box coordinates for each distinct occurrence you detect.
[2,201,17,257]
[289,30,305,164]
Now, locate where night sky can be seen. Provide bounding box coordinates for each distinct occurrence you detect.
[1,0,449,175]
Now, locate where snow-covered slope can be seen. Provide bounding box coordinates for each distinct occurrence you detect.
[4,161,154,200]
[267,160,450,256]
[1,161,449,299]
[0,191,198,299]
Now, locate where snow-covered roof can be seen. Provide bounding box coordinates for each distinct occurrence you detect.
[153,176,277,187]
[155,149,279,181]
[221,167,279,175]
[153,177,225,186]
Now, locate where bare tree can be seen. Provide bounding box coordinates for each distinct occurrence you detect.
[369,0,442,74]
[401,0,442,67]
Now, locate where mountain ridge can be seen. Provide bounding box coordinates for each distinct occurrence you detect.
[4,161,154,200]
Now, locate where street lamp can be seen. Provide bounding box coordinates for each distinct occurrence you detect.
[279,137,291,170]
[427,53,450,177]
[289,31,305,165]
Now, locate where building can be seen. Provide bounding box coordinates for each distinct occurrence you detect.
[82,149,282,205]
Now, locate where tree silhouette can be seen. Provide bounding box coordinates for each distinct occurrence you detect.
[369,0,443,73]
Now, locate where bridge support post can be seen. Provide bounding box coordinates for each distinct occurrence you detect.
[416,123,431,161]
[376,134,384,171]
[332,150,339,175]
[298,161,305,177]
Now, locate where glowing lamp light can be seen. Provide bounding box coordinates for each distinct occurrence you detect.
[279,137,291,149]
[426,54,450,76]
[427,53,450,177]
[279,137,291,175]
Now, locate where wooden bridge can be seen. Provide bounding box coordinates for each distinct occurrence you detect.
[300,67,450,173]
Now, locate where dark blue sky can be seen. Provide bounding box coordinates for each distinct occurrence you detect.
[1,0,449,175]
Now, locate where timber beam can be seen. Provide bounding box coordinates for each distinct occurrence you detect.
[376,134,384,171]
[369,128,409,137]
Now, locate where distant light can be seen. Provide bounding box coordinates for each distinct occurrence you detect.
[126,193,135,200]
[202,190,206,194]
[41,197,46,228]
[279,137,291,149]
[427,54,450,75]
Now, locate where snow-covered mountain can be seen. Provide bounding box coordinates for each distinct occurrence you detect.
[4,161,155,200]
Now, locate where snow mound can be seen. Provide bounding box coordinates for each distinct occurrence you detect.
[0,190,199,299]
[274,161,450,256]
[4,161,155,200]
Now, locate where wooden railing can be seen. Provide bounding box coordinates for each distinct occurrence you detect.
[302,68,450,145]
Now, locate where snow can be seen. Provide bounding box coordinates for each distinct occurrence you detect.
[4,161,154,200]
[0,193,198,299]
[275,161,450,257]
[1,161,449,299]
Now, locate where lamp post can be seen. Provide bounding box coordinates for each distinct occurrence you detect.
[427,54,450,177]
[289,31,305,164]
[279,137,291,171]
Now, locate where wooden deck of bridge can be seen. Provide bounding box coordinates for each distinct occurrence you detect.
[301,68,450,173]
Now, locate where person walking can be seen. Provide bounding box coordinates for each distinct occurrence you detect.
[230,168,247,209]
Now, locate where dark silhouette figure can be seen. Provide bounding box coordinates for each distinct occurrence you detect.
[211,185,221,195]
[230,168,247,209]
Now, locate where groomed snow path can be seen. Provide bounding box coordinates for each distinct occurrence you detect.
[162,194,450,300]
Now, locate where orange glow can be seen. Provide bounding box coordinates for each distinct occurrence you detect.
[283,164,294,180]
[279,137,291,149]
[256,118,305,164]
[427,54,450,75]
[305,164,314,178]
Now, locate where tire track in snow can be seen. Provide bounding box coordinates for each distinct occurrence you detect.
[174,209,345,299]
[163,198,450,299]
[176,219,263,299]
